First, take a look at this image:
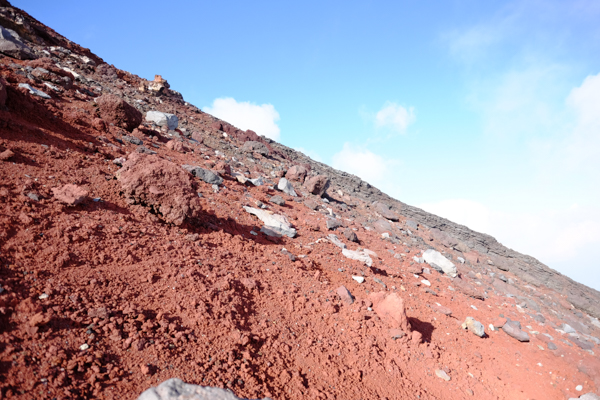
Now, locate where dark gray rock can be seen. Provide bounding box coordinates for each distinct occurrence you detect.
[326,218,342,231]
[0,26,35,60]
[269,195,285,206]
[373,201,399,221]
[502,321,529,342]
[182,165,223,185]
[343,228,358,242]
[122,135,143,145]
[547,342,557,350]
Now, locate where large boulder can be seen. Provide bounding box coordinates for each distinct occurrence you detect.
[137,378,270,400]
[373,219,393,235]
[146,110,178,130]
[422,249,458,277]
[243,206,296,238]
[0,26,35,60]
[373,201,399,221]
[369,292,411,333]
[304,175,330,197]
[181,165,223,186]
[96,94,142,132]
[116,153,201,226]
[285,165,307,182]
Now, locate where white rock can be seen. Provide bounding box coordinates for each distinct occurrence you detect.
[277,178,297,196]
[576,385,583,391]
[243,206,296,238]
[38,293,49,300]
[327,234,347,249]
[421,279,431,286]
[352,276,365,284]
[137,378,255,400]
[18,83,51,99]
[146,110,179,130]
[79,343,89,351]
[342,248,373,267]
[422,249,457,277]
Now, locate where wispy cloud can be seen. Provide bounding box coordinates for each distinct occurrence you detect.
[374,102,416,134]
[204,97,281,141]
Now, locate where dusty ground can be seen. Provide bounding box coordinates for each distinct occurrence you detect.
[1,2,600,399]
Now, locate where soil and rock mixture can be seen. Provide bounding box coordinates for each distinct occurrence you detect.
[1,2,600,399]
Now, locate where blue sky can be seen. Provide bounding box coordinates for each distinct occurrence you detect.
[15,0,600,291]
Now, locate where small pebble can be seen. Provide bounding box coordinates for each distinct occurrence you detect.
[79,343,89,351]
[576,385,583,391]
[352,276,365,284]
[435,369,451,381]
[38,293,49,300]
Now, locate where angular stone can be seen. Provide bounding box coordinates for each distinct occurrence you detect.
[181,165,223,185]
[145,111,178,130]
[96,94,142,132]
[436,369,451,381]
[342,248,372,267]
[304,199,319,210]
[369,292,411,332]
[327,234,347,249]
[277,178,297,196]
[0,26,35,60]
[337,286,354,305]
[547,342,558,350]
[343,228,358,243]
[18,83,50,99]
[422,249,457,277]
[326,218,342,230]
[243,206,296,238]
[373,201,399,221]
[304,175,330,197]
[52,184,88,206]
[502,322,530,342]
[462,317,485,337]
[269,195,285,206]
[372,219,393,235]
[137,378,269,400]
[285,165,307,182]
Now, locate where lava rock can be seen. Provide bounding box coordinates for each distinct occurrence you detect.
[304,199,319,210]
[52,184,88,206]
[0,26,35,60]
[285,165,307,182]
[269,195,285,206]
[96,94,142,132]
[343,228,358,242]
[502,321,530,342]
[337,285,354,305]
[422,249,457,277]
[369,292,411,332]
[116,153,202,226]
[304,175,330,197]
[181,165,223,186]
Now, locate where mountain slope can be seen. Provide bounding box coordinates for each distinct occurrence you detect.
[0,2,599,400]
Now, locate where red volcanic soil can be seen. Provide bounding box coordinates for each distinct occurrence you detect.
[0,3,599,400]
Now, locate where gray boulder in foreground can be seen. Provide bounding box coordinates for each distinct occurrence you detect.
[138,378,271,400]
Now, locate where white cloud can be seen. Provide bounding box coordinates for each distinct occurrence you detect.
[419,199,492,234]
[204,97,280,141]
[374,102,415,133]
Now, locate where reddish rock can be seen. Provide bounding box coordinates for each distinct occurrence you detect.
[411,330,423,345]
[191,131,204,143]
[285,165,307,182]
[0,149,14,161]
[95,94,142,132]
[304,199,319,210]
[431,304,452,316]
[116,152,202,226]
[213,161,231,176]
[211,121,223,131]
[452,277,485,300]
[165,140,189,153]
[369,292,411,332]
[242,141,269,156]
[492,317,507,329]
[304,175,330,197]
[337,285,354,305]
[407,265,422,274]
[52,184,88,205]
